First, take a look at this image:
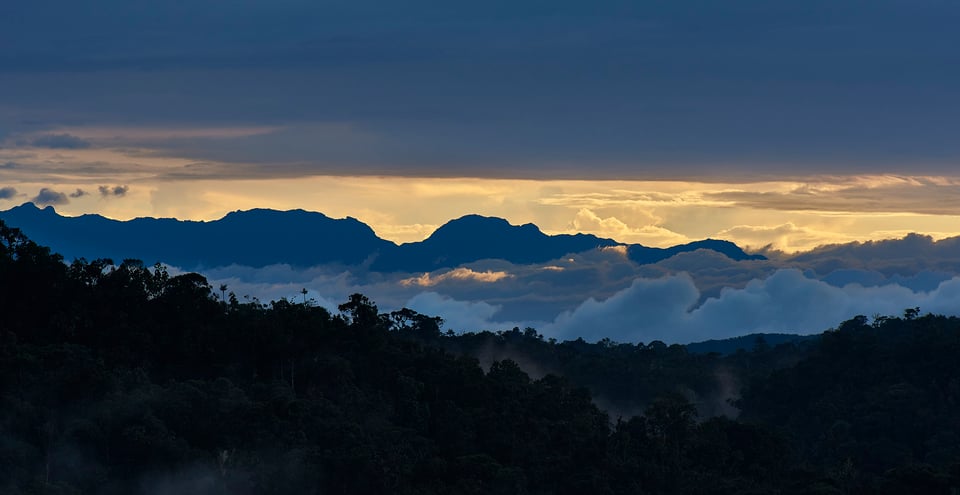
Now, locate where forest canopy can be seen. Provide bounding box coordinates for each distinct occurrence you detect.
[2,219,959,494]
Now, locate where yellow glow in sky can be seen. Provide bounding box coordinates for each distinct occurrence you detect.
[4,126,960,253]
[5,174,960,254]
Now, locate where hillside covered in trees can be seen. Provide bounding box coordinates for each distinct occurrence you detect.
[3,218,960,494]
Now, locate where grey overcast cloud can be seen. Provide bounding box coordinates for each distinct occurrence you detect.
[1,0,958,178]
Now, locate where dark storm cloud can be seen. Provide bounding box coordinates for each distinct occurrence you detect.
[0,186,18,199]
[28,133,91,149]
[98,185,129,197]
[2,1,959,177]
[31,188,69,206]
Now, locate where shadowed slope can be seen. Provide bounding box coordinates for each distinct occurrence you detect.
[0,203,764,270]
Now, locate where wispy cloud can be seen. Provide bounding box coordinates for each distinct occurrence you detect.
[27,133,91,149]
[706,176,960,215]
[571,208,690,246]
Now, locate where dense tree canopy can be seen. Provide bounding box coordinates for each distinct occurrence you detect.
[2,219,960,494]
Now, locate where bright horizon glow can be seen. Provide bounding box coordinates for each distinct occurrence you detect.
[4,174,960,254]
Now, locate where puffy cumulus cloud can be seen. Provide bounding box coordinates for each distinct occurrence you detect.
[787,234,960,276]
[27,133,91,149]
[820,269,953,293]
[404,292,539,333]
[793,233,943,263]
[184,263,375,314]
[636,249,777,303]
[573,208,655,232]
[0,186,17,199]
[571,208,690,246]
[400,268,513,287]
[68,188,88,198]
[175,242,960,345]
[546,274,701,342]
[31,187,69,206]
[542,270,960,344]
[713,222,853,253]
[598,245,629,257]
[98,185,129,197]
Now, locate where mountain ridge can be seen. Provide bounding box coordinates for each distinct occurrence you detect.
[0,202,764,271]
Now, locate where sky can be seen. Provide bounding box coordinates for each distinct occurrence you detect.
[2,0,960,254]
[3,0,960,342]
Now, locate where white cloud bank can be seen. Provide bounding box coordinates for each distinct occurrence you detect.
[192,253,960,345]
[545,269,960,343]
[409,269,960,344]
[404,292,540,333]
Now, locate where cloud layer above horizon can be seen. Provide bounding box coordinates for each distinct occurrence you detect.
[184,233,960,344]
[1,0,959,177]
[197,264,960,345]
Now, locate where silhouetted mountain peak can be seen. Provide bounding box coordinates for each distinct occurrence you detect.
[679,239,765,261]
[0,204,764,271]
[369,215,619,271]
[9,202,50,214]
[628,237,765,265]
[426,215,545,244]
[222,207,323,221]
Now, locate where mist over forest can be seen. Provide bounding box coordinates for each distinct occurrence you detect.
[4,217,960,494]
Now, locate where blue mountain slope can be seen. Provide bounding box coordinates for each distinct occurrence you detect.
[628,239,766,265]
[371,215,621,272]
[0,203,393,269]
[0,203,765,270]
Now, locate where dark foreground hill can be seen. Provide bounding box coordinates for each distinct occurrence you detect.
[0,202,763,271]
[2,219,958,494]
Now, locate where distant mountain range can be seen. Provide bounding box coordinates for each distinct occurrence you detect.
[0,203,764,271]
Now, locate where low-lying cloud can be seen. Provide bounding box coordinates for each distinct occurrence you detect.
[559,270,960,342]
[427,269,960,344]
[194,261,960,346]
[405,292,532,333]
[400,268,513,287]
[181,234,960,345]
[0,186,17,199]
